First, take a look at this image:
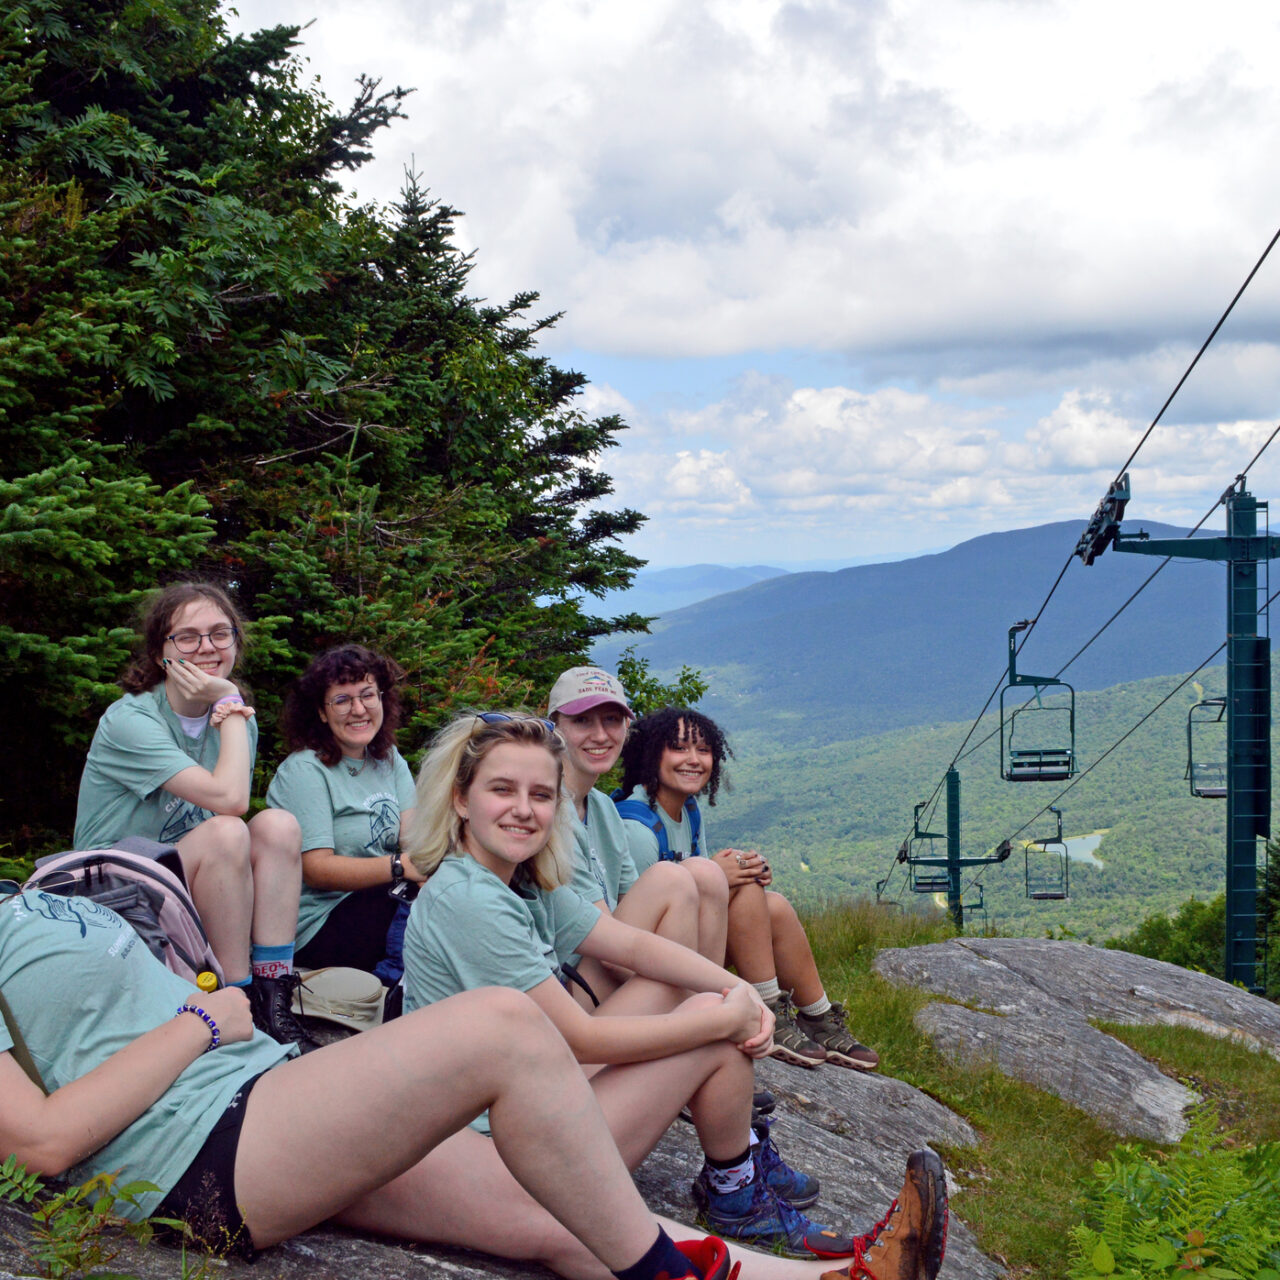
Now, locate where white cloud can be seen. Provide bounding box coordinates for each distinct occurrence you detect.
[225,0,1280,562]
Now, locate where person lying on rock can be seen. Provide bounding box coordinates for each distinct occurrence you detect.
[616,707,878,1073]
[1,875,946,1280]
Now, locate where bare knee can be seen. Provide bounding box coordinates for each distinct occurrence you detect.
[644,860,699,912]
[248,808,302,864]
[765,890,800,930]
[180,815,251,876]
[686,857,729,907]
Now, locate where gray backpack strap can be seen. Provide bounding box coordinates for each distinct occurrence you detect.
[0,987,47,1095]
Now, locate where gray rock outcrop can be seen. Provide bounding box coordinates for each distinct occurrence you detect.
[874,937,1280,1143]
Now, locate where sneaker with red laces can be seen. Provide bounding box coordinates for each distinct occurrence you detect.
[819,1149,948,1280]
[673,1235,740,1280]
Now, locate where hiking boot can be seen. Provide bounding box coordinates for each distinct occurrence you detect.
[796,1002,880,1071]
[820,1149,949,1280]
[697,1172,858,1259]
[674,1235,737,1280]
[765,993,826,1068]
[250,972,320,1054]
[753,1087,776,1115]
[691,1118,820,1212]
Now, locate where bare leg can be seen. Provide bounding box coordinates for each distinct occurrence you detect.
[724,882,777,985]
[235,989,660,1275]
[245,808,301,947]
[767,892,824,1006]
[614,861,699,948]
[177,816,252,983]
[684,857,729,963]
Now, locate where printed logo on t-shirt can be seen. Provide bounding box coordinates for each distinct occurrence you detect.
[31,891,119,937]
[365,792,400,855]
[159,799,214,844]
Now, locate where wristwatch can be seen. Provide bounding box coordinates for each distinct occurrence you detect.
[390,851,405,884]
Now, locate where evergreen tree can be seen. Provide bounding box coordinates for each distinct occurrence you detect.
[0,0,645,855]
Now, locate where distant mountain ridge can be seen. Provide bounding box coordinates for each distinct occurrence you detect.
[601,563,788,618]
[595,520,1228,744]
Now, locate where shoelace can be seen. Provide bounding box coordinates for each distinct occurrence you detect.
[844,1196,900,1279]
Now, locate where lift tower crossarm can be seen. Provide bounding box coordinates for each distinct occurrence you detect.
[1111,530,1280,562]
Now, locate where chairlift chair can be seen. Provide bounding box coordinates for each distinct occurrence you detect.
[1025,806,1069,901]
[1186,697,1228,798]
[1000,623,1077,782]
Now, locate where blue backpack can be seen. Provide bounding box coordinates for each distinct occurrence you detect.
[612,793,703,861]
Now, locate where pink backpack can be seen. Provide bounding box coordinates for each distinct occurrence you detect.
[24,837,224,986]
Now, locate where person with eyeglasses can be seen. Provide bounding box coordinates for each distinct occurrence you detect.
[72,582,312,1052]
[266,645,423,977]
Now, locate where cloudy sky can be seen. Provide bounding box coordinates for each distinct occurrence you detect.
[228,0,1280,567]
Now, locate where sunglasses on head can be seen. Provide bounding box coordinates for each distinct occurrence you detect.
[474,711,557,734]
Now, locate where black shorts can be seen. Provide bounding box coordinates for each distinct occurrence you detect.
[158,1071,267,1260]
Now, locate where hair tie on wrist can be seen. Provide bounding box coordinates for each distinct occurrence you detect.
[176,1003,220,1051]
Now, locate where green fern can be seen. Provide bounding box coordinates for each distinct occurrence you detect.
[1068,1104,1280,1279]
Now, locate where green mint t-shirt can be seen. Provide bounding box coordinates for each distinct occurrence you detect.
[401,855,599,1134]
[266,748,416,947]
[0,891,289,1219]
[569,787,639,910]
[74,687,259,850]
[616,786,707,874]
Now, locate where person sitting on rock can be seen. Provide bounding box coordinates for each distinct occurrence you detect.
[400,711,878,1259]
[616,707,878,1073]
[267,644,422,979]
[547,666,732,996]
[73,582,311,1052]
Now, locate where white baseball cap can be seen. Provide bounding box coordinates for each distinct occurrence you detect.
[547,666,633,718]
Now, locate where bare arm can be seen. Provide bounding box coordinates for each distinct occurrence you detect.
[0,987,254,1177]
[522,975,760,1064]
[163,713,252,814]
[578,913,774,1051]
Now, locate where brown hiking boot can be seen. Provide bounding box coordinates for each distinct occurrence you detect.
[796,1001,880,1070]
[765,992,826,1067]
[820,1149,948,1280]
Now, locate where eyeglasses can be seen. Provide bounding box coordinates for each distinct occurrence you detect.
[474,712,557,734]
[327,689,382,712]
[167,626,238,653]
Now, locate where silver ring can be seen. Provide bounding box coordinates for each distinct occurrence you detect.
[736,855,747,866]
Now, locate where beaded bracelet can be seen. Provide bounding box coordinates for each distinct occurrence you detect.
[176,1003,220,1051]
[212,695,244,710]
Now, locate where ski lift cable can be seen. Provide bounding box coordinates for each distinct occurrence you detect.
[950,417,1280,773]
[882,234,1280,901]
[1110,224,1280,487]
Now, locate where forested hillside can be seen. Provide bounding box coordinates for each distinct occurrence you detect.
[709,656,1254,940]
[595,520,1225,744]
[0,0,644,854]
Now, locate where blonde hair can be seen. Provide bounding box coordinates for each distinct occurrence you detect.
[403,712,575,891]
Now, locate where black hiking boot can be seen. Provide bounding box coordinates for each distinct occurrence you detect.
[250,972,320,1054]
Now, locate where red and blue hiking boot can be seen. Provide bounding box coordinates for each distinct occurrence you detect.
[820,1149,949,1280]
[696,1173,858,1259]
[692,1117,820,1211]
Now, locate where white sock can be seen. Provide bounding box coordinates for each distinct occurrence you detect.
[753,977,782,1004]
[798,994,832,1018]
[704,1151,756,1196]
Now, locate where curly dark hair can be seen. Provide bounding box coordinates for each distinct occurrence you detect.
[618,706,732,810]
[119,582,246,694]
[280,645,405,767]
